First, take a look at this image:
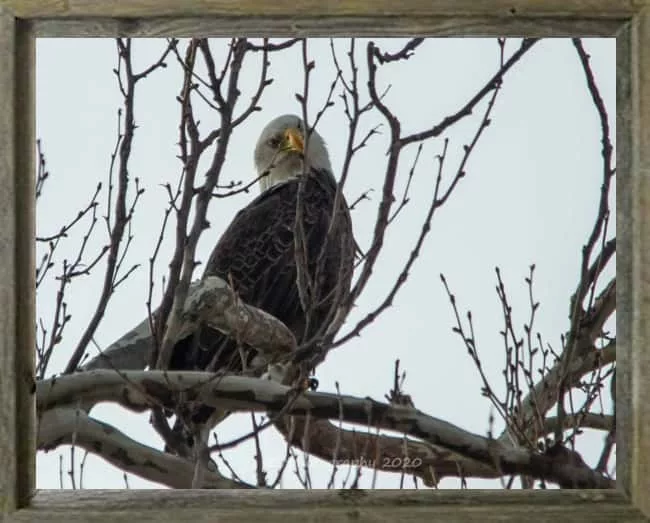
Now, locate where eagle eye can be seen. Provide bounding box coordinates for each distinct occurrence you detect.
[268,134,283,149]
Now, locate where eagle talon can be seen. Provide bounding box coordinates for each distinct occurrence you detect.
[301,377,319,391]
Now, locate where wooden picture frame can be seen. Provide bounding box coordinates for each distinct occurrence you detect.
[0,2,647,521]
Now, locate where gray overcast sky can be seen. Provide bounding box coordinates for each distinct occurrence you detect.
[35,37,615,489]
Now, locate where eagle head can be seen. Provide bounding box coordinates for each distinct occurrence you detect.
[254,114,333,192]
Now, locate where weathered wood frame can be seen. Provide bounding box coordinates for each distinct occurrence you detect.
[0,2,646,521]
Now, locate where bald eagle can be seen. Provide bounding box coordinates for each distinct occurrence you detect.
[169,114,355,404]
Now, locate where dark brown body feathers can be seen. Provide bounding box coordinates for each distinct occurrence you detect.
[169,169,354,376]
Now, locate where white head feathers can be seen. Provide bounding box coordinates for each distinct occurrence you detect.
[254,114,333,192]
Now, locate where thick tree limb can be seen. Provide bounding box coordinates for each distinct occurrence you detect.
[83,318,152,371]
[541,413,614,436]
[275,416,499,486]
[82,276,296,372]
[37,370,613,488]
[38,406,251,489]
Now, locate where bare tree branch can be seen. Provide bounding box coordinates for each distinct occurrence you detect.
[64,38,173,374]
[38,406,251,489]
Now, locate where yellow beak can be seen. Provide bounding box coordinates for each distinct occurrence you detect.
[281,128,304,153]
